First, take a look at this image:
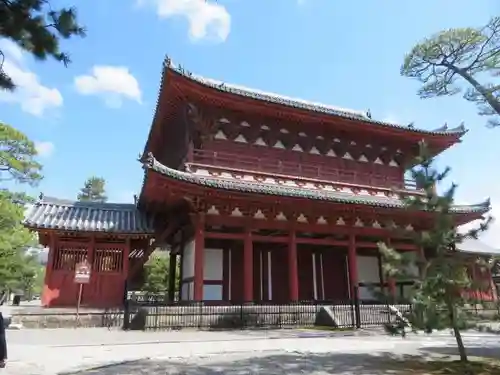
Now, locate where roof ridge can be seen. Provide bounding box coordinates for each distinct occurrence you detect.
[38,196,138,210]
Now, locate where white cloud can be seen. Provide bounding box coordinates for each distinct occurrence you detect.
[35,141,54,158]
[0,39,63,116]
[139,0,231,42]
[74,65,142,108]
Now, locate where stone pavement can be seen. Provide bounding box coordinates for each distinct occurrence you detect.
[2,328,500,374]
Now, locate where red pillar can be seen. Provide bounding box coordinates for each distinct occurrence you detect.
[42,232,57,307]
[193,214,205,301]
[243,227,253,302]
[168,250,177,302]
[288,229,299,302]
[347,234,358,299]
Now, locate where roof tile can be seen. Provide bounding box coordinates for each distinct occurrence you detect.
[23,197,155,234]
[166,62,467,137]
[144,153,490,215]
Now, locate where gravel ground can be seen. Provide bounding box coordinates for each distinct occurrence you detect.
[2,328,500,375]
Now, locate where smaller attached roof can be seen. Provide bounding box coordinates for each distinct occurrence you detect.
[457,238,500,256]
[23,196,155,235]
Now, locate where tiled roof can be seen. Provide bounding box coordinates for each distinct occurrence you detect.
[143,153,490,214]
[164,60,468,137]
[23,197,155,234]
[457,238,500,255]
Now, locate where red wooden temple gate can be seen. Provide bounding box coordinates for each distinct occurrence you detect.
[22,58,496,308]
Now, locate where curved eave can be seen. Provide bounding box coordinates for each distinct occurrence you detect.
[163,61,467,142]
[142,153,490,216]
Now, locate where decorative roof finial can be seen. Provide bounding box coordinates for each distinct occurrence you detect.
[165,55,172,67]
[366,109,372,119]
[133,194,138,205]
[407,122,414,128]
[38,192,44,201]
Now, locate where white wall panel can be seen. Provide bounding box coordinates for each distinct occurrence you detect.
[356,256,380,283]
[181,281,193,300]
[203,285,223,300]
[204,248,223,280]
[359,285,380,300]
[182,240,195,279]
[402,251,419,278]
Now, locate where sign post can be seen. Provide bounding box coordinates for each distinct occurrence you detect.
[74,260,91,327]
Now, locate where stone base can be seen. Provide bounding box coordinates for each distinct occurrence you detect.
[9,303,412,330]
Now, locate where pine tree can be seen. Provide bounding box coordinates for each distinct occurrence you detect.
[77,177,108,203]
[378,141,493,366]
[0,0,85,90]
[402,16,500,127]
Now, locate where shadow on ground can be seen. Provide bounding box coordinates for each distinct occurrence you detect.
[420,345,500,360]
[67,352,430,375]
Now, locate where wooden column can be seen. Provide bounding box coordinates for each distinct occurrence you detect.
[122,238,131,303]
[168,250,177,302]
[42,232,57,307]
[193,214,205,301]
[347,234,358,299]
[178,232,186,301]
[288,229,299,302]
[243,226,253,302]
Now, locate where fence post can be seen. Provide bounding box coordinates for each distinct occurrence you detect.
[237,303,242,329]
[123,299,130,331]
[354,286,361,329]
[198,302,203,329]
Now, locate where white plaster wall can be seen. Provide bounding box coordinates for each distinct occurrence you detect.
[401,284,414,300]
[181,281,193,300]
[357,255,380,300]
[204,248,223,281]
[182,240,195,280]
[357,256,380,283]
[203,285,223,300]
[402,251,419,278]
[181,246,224,301]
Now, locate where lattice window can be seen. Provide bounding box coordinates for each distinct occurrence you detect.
[53,246,88,271]
[93,248,123,273]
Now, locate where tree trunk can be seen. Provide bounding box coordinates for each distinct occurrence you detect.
[447,301,468,363]
[449,65,500,117]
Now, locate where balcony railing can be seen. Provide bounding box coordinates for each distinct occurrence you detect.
[191,149,419,191]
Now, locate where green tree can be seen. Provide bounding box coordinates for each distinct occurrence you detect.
[0,122,42,185]
[143,252,179,295]
[378,141,492,366]
[77,177,108,203]
[0,0,85,90]
[0,123,42,293]
[402,16,500,127]
[18,254,45,297]
[0,191,38,291]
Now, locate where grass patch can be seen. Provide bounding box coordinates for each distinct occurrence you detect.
[383,357,500,374]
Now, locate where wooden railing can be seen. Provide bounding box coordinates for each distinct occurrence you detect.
[191,149,419,191]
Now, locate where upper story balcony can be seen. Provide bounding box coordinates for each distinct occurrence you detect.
[190,149,420,191]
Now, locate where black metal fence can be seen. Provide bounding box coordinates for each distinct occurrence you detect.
[122,294,413,331]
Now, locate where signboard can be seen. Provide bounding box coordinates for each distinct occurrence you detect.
[74,260,91,284]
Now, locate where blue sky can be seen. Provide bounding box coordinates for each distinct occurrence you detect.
[1,0,499,244]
